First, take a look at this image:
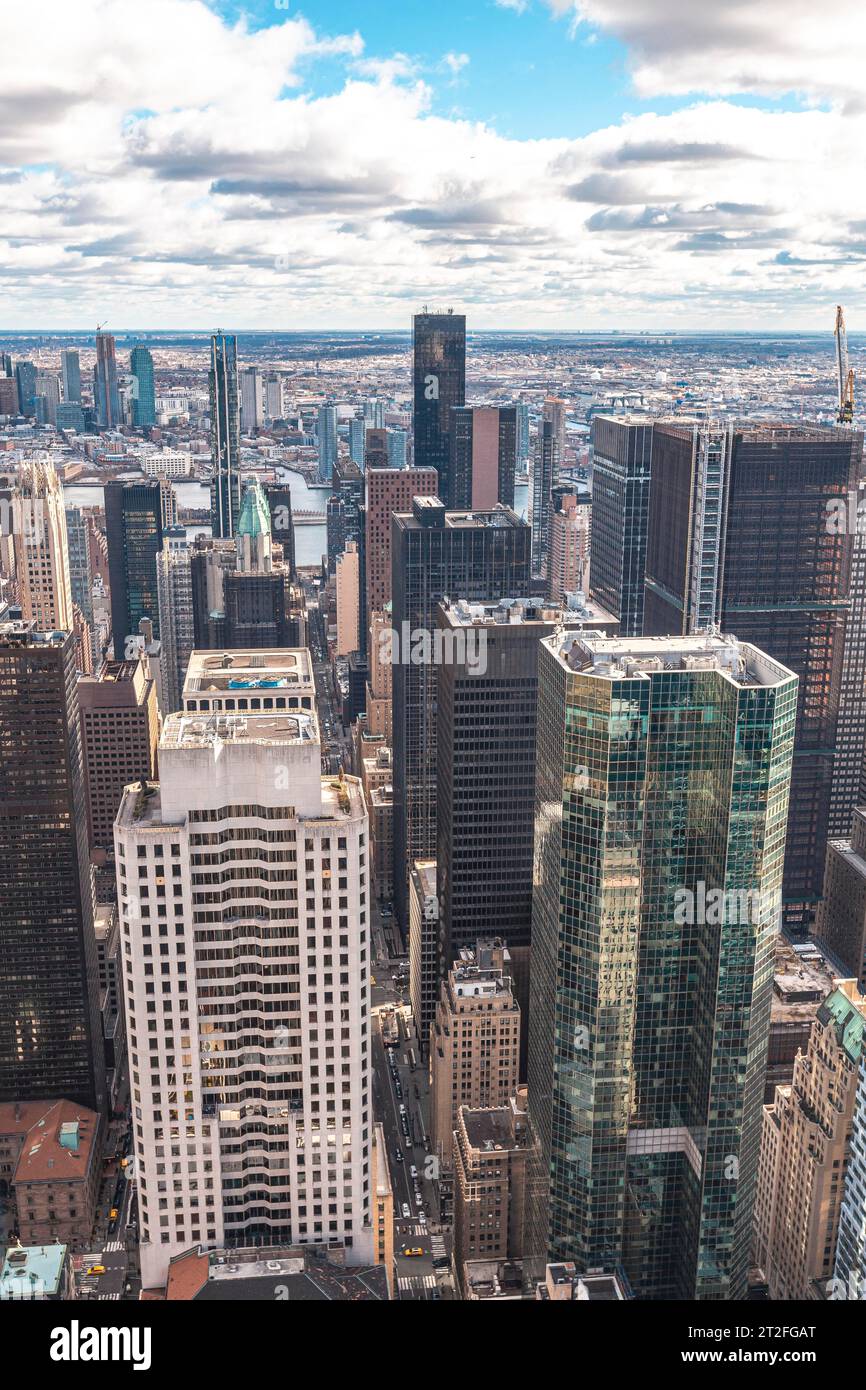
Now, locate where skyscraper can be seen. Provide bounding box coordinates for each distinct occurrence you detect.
[60,348,81,404]
[350,416,366,467]
[105,480,164,659]
[642,420,863,930]
[833,1054,866,1301]
[78,657,159,855]
[318,405,338,483]
[208,332,241,539]
[588,416,654,637]
[754,980,866,1300]
[391,499,531,927]
[264,483,296,578]
[386,429,408,470]
[240,366,263,431]
[412,310,466,501]
[548,489,591,604]
[129,345,156,427]
[449,405,517,511]
[114,648,373,1288]
[15,361,37,418]
[526,631,797,1300]
[530,419,556,580]
[364,467,438,623]
[94,330,121,429]
[434,595,619,1057]
[2,460,74,631]
[156,547,194,714]
[0,623,105,1113]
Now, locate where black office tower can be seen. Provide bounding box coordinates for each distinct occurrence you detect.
[413,310,466,503]
[0,623,105,1112]
[391,498,531,929]
[106,481,164,660]
[209,331,241,539]
[531,419,556,580]
[589,415,654,636]
[642,421,863,931]
[265,484,296,577]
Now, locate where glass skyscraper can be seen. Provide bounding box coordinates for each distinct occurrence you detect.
[61,347,81,404]
[527,631,797,1300]
[589,415,654,637]
[412,310,466,501]
[105,480,164,659]
[130,344,156,427]
[318,405,338,482]
[208,331,241,538]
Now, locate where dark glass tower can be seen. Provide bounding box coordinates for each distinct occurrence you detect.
[526,631,797,1300]
[642,421,863,930]
[95,330,121,428]
[391,499,531,928]
[130,344,156,427]
[412,311,466,502]
[209,331,241,538]
[15,361,37,418]
[105,481,164,659]
[589,415,654,636]
[0,623,106,1112]
[265,483,296,577]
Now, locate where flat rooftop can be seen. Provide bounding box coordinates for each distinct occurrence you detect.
[1,1244,67,1298]
[549,631,795,690]
[183,648,313,695]
[161,710,318,751]
[440,595,618,629]
[772,939,839,1022]
[462,1108,524,1152]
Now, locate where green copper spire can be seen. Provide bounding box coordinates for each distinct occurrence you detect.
[237,478,271,540]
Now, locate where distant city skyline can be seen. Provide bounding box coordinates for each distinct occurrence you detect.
[1,0,864,330]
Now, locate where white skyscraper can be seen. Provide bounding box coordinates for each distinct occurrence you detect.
[114,648,373,1289]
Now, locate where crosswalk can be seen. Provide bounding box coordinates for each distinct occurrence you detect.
[398,1274,437,1295]
[430,1235,447,1258]
[104,1240,125,1253]
[98,1292,121,1301]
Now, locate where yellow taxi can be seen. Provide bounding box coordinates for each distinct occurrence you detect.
[87,1265,106,1276]
[401,1247,424,1258]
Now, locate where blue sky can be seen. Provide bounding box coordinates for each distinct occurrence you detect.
[210,0,806,138]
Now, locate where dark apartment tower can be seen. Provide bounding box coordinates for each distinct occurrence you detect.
[334,455,365,547]
[105,480,164,660]
[209,331,241,539]
[94,330,121,429]
[264,484,296,577]
[412,310,466,502]
[326,495,345,577]
[449,406,517,511]
[0,624,106,1112]
[391,499,531,929]
[531,419,556,580]
[223,570,290,648]
[642,421,863,931]
[589,416,654,636]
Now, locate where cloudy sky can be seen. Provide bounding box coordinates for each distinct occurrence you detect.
[2,0,865,329]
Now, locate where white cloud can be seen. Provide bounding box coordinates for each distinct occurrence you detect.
[0,0,863,328]
[546,0,866,106]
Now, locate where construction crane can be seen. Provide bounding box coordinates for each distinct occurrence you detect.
[835,304,855,424]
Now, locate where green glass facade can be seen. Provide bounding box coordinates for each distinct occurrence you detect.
[527,634,797,1300]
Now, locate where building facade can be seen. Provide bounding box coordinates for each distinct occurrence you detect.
[526,631,797,1300]
[412,311,466,501]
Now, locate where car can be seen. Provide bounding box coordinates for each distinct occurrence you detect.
[399,1103,407,1114]
[395,1085,402,1100]
[402,1247,424,1258]
[109,1207,118,1220]
[401,1203,411,1219]
[394,1147,403,1163]
[409,1165,418,1179]
[87,1265,106,1276]
[418,1212,427,1225]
